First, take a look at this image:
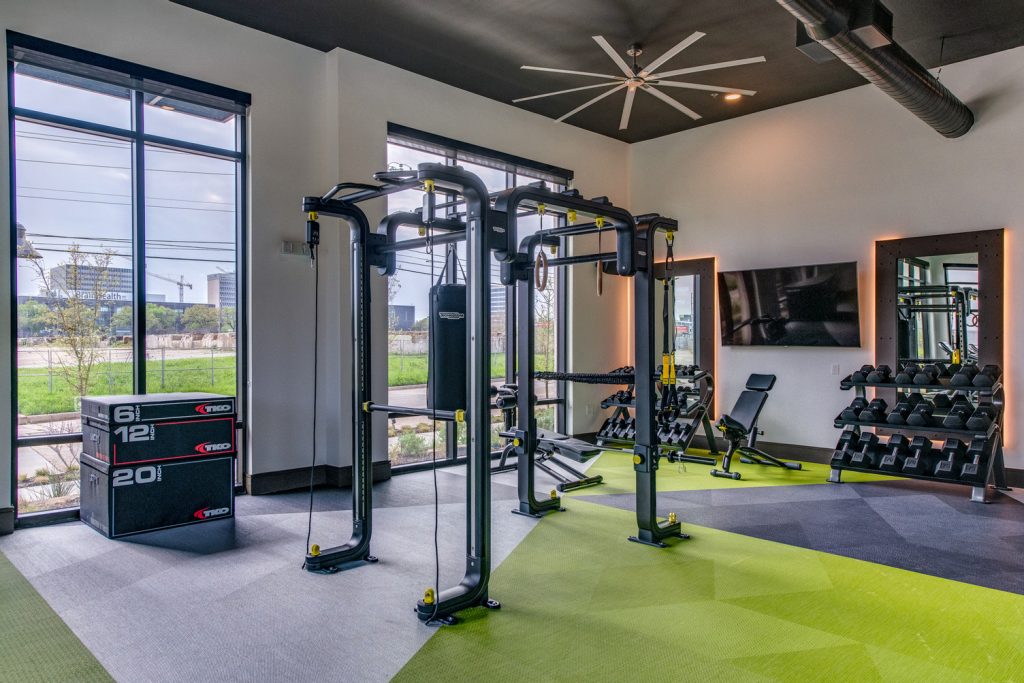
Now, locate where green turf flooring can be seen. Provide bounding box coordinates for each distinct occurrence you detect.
[571,450,894,496]
[0,550,111,683]
[394,498,1024,682]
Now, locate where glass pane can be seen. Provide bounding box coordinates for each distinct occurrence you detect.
[144,95,238,150]
[16,445,81,514]
[13,64,131,129]
[458,159,507,194]
[897,253,979,364]
[143,146,238,395]
[14,121,134,440]
[674,274,697,366]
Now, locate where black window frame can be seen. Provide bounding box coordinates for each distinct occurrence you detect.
[6,32,250,526]
[385,123,572,471]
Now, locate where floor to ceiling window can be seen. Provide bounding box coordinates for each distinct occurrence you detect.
[8,33,249,518]
[384,124,571,467]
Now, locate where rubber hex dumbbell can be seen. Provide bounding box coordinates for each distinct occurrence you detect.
[934,362,951,378]
[946,363,962,376]
[934,439,967,478]
[932,393,953,411]
[886,401,913,425]
[831,430,860,466]
[866,365,893,383]
[973,364,1002,388]
[906,401,936,427]
[960,439,988,481]
[879,434,910,472]
[950,363,979,387]
[850,364,875,383]
[913,364,940,385]
[901,436,933,475]
[850,432,880,468]
[858,398,888,423]
[840,397,869,422]
[895,363,921,384]
[965,405,997,432]
[904,392,925,407]
[942,402,974,429]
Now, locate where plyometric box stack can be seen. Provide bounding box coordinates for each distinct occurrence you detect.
[79,393,237,538]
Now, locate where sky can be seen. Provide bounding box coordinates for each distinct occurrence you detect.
[13,71,237,308]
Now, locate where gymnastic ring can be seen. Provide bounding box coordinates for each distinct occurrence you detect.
[535,250,548,291]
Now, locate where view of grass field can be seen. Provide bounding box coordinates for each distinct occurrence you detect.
[387,352,554,387]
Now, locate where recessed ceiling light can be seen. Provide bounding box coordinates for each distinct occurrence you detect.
[724,93,742,101]
[160,104,176,111]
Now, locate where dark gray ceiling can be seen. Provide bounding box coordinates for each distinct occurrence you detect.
[172,0,1024,143]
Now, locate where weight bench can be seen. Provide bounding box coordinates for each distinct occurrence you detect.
[494,429,604,492]
[710,373,802,479]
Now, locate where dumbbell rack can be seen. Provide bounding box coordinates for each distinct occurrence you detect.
[596,368,717,465]
[830,373,1009,502]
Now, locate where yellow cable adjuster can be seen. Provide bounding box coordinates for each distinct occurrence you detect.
[310,544,321,557]
[668,512,677,525]
[307,211,318,221]
[362,401,372,413]
[423,588,435,605]
[666,231,674,245]
[423,179,435,193]
[454,409,465,423]
[595,216,605,229]
[418,225,426,237]
[567,210,577,225]
[537,203,546,216]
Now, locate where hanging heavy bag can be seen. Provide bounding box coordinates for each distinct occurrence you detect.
[427,282,467,411]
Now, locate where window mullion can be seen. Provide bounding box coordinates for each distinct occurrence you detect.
[131,89,147,394]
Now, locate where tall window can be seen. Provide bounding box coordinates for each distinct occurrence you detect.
[384,125,571,467]
[8,34,249,517]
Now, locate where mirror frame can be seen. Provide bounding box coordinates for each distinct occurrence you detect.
[875,228,1004,369]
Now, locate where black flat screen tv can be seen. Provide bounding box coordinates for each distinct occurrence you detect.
[717,261,860,347]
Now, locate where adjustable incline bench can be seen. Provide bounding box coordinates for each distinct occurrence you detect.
[711,373,802,479]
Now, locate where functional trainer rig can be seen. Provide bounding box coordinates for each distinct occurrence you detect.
[496,184,635,518]
[301,163,503,623]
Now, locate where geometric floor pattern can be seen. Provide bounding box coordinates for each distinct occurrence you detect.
[395,497,1024,682]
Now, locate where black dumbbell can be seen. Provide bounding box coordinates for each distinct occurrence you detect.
[858,398,888,423]
[901,436,933,474]
[886,401,913,425]
[947,363,962,376]
[850,365,875,383]
[950,363,979,387]
[866,365,893,383]
[904,392,925,407]
[941,402,974,429]
[624,418,636,440]
[960,439,988,481]
[879,434,910,472]
[934,362,951,378]
[906,401,935,427]
[656,421,673,443]
[913,364,940,385]
[895,364,921,384]
[965,406,996,432]
[850,432,880,468]
[973,364,1002,388]
[932,393,953,411]
[831,430,860,466]
[840,397,869,422]
[934,439,967,478]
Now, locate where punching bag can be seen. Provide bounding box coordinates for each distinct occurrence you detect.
[427,283,467,411]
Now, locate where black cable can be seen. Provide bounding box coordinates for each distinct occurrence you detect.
[427,227,441,624]
[303,250,320,567]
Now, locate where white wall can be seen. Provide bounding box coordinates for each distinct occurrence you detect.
[630,46,1024,468]
[0,0,631,509]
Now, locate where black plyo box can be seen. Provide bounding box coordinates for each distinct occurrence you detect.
[81,392,236,425]
[82,415,236,465]
[80,453,235,538]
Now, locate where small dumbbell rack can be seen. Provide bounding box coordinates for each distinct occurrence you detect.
[830,368,1009,502]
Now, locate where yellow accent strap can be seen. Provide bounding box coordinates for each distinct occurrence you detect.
[661,354,671,383]
[666,231,674,245]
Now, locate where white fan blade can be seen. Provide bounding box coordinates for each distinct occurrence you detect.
[651,56,767,79]
[521,65,623,80]
[640,32,705,76]
[643,85,701,120]
[514,81,627,103]
[619,87,637,130]
[592,36,635,77]
[557,83,627,122]
[654,80,757,96]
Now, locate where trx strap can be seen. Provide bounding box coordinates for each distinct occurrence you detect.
[660,232,679,421]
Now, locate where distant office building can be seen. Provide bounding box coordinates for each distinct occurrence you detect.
[388,305,415,330]
[207,272,236,307]
[490,285,507,315]
[48,264,132,300]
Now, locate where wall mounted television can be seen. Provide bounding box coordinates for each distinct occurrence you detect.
[717,261,860,347]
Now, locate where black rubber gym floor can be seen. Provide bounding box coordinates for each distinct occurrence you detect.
[585,479,1024,594]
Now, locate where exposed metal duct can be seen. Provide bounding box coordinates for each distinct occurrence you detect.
[777,0,974,138]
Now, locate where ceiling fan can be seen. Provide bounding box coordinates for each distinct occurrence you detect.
[515,33,766,130]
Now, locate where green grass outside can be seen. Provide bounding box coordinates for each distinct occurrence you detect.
[17,356,237,416]
[388,352,554,387]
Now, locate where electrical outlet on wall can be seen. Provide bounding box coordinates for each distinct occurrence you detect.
[831,363,841,376]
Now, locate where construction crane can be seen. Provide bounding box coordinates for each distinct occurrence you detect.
[148,272,193,303]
